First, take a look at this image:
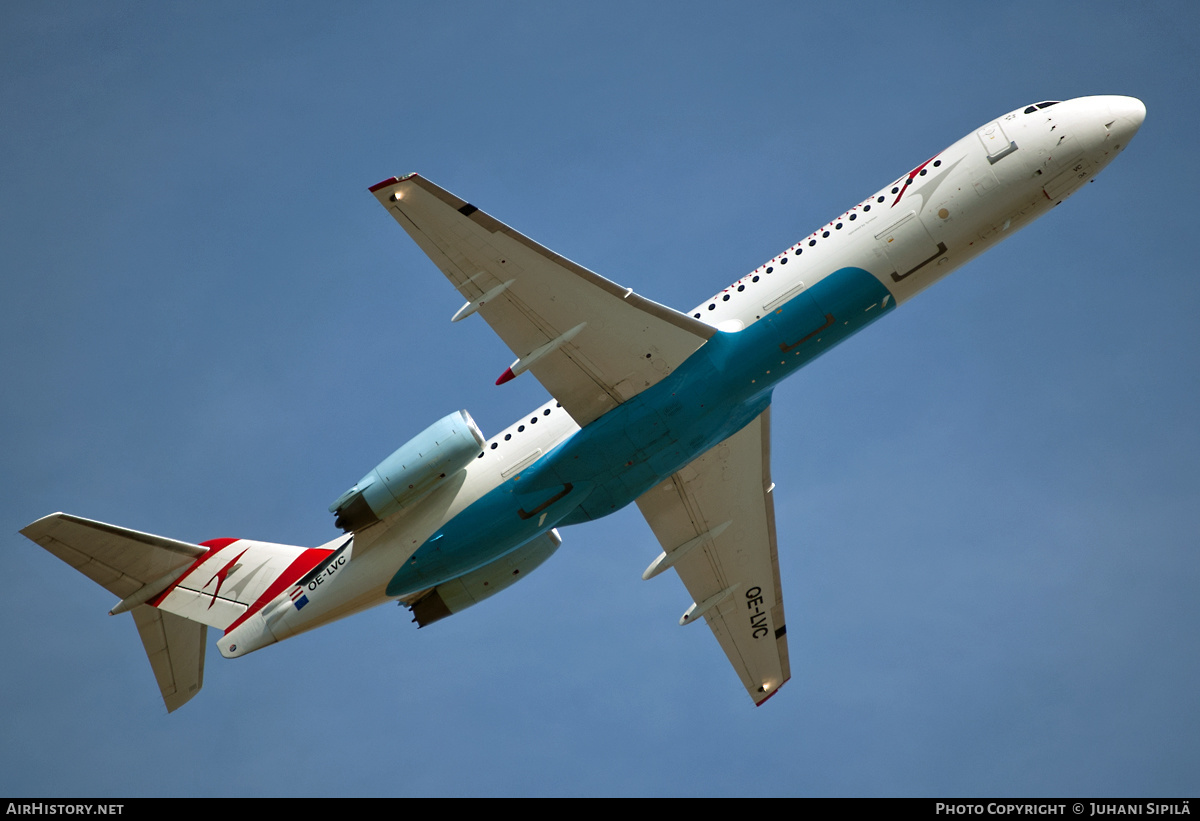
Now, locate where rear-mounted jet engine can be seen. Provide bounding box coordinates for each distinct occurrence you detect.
[408,529,563,626]
[329,410,486,532]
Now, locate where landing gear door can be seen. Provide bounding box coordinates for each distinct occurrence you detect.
[977,120,1018,164]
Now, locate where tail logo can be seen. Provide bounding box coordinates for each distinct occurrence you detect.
[204,548,249,609]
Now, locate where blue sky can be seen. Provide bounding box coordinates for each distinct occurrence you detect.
[2,1,1197,797]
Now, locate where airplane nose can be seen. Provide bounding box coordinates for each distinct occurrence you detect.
[1106,96,1146,144]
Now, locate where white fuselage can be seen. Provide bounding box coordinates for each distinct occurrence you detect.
[222,96,1145,657]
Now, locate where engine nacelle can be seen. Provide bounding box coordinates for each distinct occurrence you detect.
[409,529,562,626]
[329,410,486,532]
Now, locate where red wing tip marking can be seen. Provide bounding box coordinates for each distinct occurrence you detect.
[495,367,517,386]
[199,538,238,550]
[369,177,401,192]
[753,677,790,707]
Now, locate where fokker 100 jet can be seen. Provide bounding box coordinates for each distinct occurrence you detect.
[23,96,1145,711]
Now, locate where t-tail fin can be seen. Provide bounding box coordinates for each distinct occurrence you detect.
[20,512,335,712]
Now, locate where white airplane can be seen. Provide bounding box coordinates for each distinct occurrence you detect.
[22,95,1145,711]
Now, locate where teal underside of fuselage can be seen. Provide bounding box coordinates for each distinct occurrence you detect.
[385,266,895,598]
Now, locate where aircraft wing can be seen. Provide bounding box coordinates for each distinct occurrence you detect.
[634,407,790,705]
[370,174,714,427]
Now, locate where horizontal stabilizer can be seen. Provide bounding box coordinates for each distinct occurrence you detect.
[21,513,205,601]
[21,513,214,711]
[21,512,339,711]
[131,605,206,712]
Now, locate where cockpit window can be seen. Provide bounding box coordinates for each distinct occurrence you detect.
[1025,101,1061,114]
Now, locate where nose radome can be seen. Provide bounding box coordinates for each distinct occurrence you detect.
[1101,95,1146,144]
[1109,95,1147,131]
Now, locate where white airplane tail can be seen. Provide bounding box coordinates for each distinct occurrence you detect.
[20,512,338,712]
